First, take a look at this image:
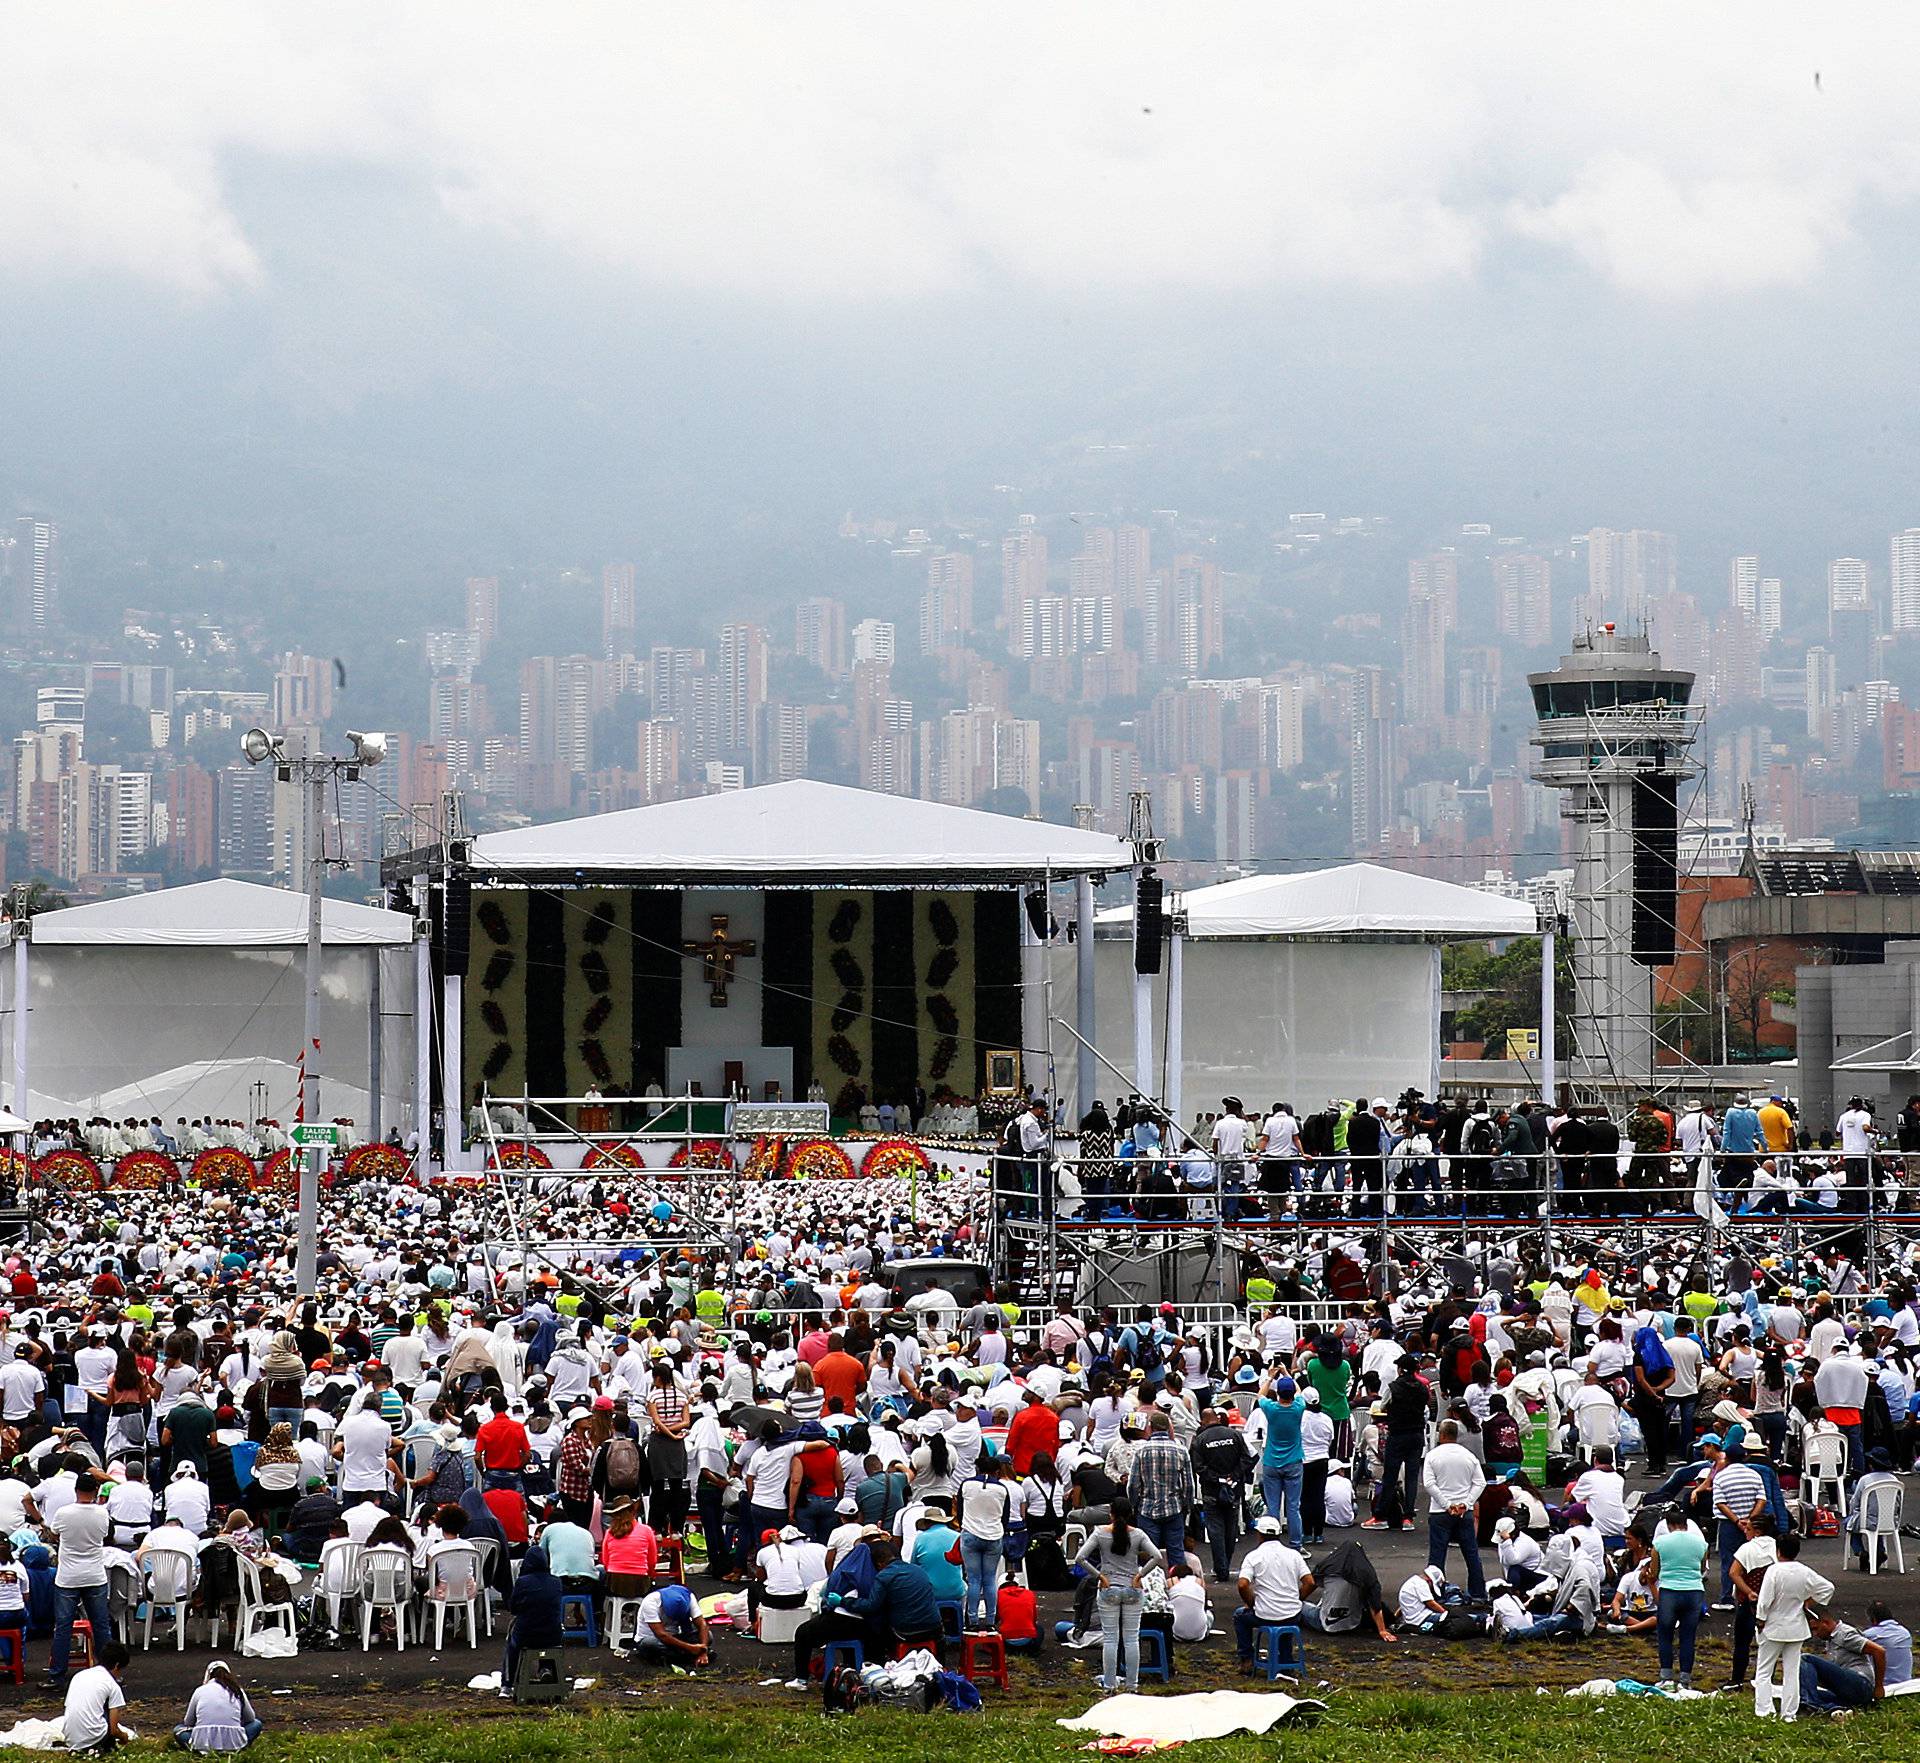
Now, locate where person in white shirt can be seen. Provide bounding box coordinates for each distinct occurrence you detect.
[62,1647,130,1752]
[1234,1515,1315,1663]
[1571,1446,1631,1543]
[161,1464,212,1537]
[0,1344,46,1425]
[1753,1533,1834,1721]
[336,1406,396,1502]
[1422,1420,1487,1601]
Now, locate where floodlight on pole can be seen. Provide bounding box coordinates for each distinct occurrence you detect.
[238,726,389,1294]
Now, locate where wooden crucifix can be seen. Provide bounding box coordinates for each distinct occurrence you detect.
[682,913,757,1007]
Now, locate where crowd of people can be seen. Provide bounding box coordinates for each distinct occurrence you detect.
[0,1129,1907,1746]
[1052,1089,1920,1222]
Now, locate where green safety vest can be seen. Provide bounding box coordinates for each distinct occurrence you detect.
[1332,1103,1353,1154]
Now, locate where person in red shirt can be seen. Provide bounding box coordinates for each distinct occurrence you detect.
[1004,1387,1059,1474]
[474,1392,531,1478]
[812,1335,866,1414]
[482,1480,530,1546]
[796,1326,833,1368]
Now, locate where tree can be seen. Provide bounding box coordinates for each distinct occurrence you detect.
[1717,942,1805,1060]
[978,785,1033,819]
[1444,934,1574,1051]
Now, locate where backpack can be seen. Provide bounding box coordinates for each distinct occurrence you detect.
[1484,1409,1521,1463]
[1130,1328,1164,1374]
[1466,1116,1500,1159]
[426,1446,470,1507]
[603,1433,643,1496]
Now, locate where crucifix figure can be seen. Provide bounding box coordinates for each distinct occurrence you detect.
[683,913,757,1007]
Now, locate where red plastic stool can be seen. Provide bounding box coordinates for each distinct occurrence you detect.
[959,1630,1008,1690]
[0,1628,23,1685]
[656,1537,686,1586]
[69,1620,95,1671]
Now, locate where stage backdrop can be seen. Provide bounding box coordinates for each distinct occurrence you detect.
[464,886,1020,1111]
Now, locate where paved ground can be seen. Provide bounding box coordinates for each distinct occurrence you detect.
[6,1466,1915,1733]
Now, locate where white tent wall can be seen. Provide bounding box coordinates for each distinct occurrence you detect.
[1089,939,1443,1129]
[0,943,416,1130]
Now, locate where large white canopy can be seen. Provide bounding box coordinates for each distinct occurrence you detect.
[1100,862,1537,939]
[31,879,414,948]
[469,779,1132,879]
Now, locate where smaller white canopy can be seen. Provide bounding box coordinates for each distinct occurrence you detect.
[1100,862,1538,939]
[469,779,1131,878]
[31,879,413,948]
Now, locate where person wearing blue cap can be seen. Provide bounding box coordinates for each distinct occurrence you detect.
[1255,1372,1306,1547]
[629,1580,711,1667]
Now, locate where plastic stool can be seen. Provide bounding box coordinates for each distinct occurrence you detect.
[0,1630,21,1686]
[1135,1627,1171,1683]
[935,1599,964,1639]
[1251,1623,1303,1681]
[69,1620,96,1672]
[558,1593,599,1647]
[959,1630,1008,1690]
[816,1637,865,1679]
[656,1537,686,1586]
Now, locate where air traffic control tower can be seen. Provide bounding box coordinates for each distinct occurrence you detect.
[1529,624,1700,1091]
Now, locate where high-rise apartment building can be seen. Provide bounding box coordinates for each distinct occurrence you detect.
[601,563,637,656]
[919,552,975,655]
[635,719,685,801]
[271,652,335,730]
[1756,577,1783,640]
[1069,528,1116,600]
[1114,524,1152,614]
[1400,589,1453,725]
[1828,556,1870,619]
[216,764,277,875]
[1891,531,1920,631]
[1492,553,1553,647]
[519,654,599,772]
[717,623,768,762]
[1000,525,1049,628]
[1015,596,1071,661]
[794,596,849,678]
[1348,665,1395,853]
[1587,528,1677,619]
[1149,555,1223,673]
[1258,679,1308,772]
[165,764,217,875]
[9,518,58,630]
[647,645,706,718]
[756,701,812,784]
[1729,554,1760,615]
[464,577,501,654]
[851,618,895,666]
[1408,553,1461,626]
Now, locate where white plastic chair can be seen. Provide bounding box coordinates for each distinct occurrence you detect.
[212,1554,298,1654]
[317,1539,364,1634]
[1801,1430,1849,1511]
[357,1544,414,1651]
[469,1535,501,1636]
[1852,1481,1906,1575]
[423,1543,483,1648]
[142,1547,197,1651]
[1575,1401,1620,1463]
[605,1595,650,1650]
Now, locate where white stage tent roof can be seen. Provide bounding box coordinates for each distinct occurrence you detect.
[30,879,413,948]
[1099,862,1537,939]
[467,779,1132,881]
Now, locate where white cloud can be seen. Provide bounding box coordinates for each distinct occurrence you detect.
[4,4,1920,302]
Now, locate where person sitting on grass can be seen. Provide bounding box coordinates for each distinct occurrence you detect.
[175,1659,263,1752]
[62,1639,130,1756]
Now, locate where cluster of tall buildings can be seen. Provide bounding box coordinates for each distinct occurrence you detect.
[13,504,1920,899]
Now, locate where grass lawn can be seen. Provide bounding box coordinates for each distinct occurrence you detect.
[21,1689,1894,1763]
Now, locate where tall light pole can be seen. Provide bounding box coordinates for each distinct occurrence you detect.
[241,725,387,1293]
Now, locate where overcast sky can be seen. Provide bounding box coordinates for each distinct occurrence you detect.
[6,6,1920,587]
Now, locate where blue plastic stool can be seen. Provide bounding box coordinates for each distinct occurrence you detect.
[817,1637,865,1678]
[936,1598,964,1639]
[1251,1623,1303,1680]
[1134,1627,1171,1683]
[558,1592,599,1646]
